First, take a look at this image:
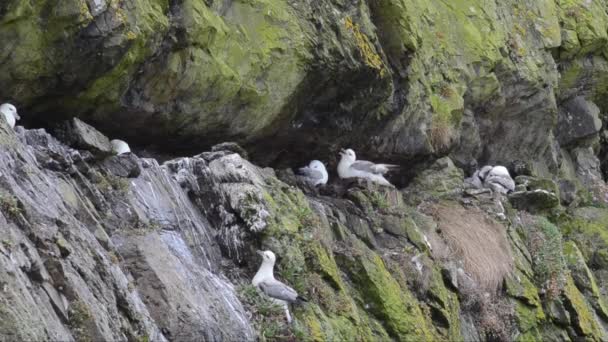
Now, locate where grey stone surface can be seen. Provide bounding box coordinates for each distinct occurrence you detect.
[557,96,603,147]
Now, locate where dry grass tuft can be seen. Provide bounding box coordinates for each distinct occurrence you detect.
[428,203,514,292]
[430,120,453,152]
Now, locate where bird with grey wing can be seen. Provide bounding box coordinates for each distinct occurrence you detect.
[252,250,307,323]
[297,160,328,186]
[337,148,399,187]
[0,103,20,129]
[466,165,515,194]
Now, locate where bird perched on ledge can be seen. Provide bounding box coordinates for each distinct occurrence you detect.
[297,160,328,186]
[110,139,131,155]
[467,165,515,194]
[337,148,399,187]
[252,250,307,323]
[0,103,20,129]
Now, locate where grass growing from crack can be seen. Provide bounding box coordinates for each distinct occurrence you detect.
[0,195,22,220]
[369,191,390,211]
[527,217,567,299]
[68,300,94,342]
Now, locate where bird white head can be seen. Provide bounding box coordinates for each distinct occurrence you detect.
[110,139,131,155]
[339,148,356,163]
[0,103,20,128]
[478,165,493,180]
[257,250,276,265]
[309,160,324,170]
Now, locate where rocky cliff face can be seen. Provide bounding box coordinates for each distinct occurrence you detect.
[1,0,601,168]
[2,0,608,341]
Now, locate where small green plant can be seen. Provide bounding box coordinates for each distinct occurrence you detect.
[369,190,390,211]
[68,300,93,342]
[1,240,13,250]
[106,174,130,194]
[129,220,161,235]
[527,218,567,299]
[439,83,455,98]
[0,195,22,220]
[295,205,321,229]
[109,251,120,264]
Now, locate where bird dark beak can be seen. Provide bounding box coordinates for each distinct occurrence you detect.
[339,148,345,155]
[14,112,20,120]
[256,250,264,257]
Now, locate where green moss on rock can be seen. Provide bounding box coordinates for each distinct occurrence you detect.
[337,240,434,341]
[562,275,605,340]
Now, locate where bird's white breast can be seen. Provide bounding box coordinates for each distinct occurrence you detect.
[1,110,15,128]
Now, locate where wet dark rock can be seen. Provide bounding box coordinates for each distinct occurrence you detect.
[54,118,112,157]
[559,179,578,206]
[211,142,249,160]
[511,160,534,177]
[101,154,141,178]
[557,96,602,147]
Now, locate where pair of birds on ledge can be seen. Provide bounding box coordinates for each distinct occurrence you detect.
[298,148,399,188]
[1,103,131,156]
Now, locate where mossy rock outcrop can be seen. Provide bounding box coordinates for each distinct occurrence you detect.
[0,0,601,171]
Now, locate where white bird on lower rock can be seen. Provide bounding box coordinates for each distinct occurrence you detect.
[252,250,307,323]
[110,139,131,155]
[337,148,399,187]
[0,103,20,129]
[297,160,328,186]
[467,165,514,194]
[483,165,515,194]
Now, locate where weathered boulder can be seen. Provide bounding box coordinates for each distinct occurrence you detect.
[405,157,464,203]
[509,189,560,212]
[102,154,141,178]
[54,118,112,157]
[557,96,603,147]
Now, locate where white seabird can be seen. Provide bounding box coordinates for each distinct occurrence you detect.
[252,250,306,323]
[466,165,515,194]
[483,165,515,194]
[337,148,399,187]
[0,103,20,129]
[297,160,328,186]
[110,139,131,155]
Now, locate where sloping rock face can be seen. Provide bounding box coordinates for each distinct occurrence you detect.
[2,119,608,341]
[0,0,605,172]
[0,120,254,341]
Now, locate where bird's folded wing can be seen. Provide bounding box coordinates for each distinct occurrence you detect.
[484,174,515,191]
[259,280,299,302]
[298,167,324,180]
[351,160,399,174]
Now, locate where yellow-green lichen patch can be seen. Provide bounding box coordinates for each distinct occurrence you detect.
[513,300,545,341]
[556,0,608,57]
[336,240,433,341]
[562,275,605,339]
[344,16,387,77]
[559,208,608,268]
[563,241,608,320]
[505,270,542,308]
[426,266,463,340]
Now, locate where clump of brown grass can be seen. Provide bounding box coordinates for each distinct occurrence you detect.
[428,203,514,292]
[430,119,453,152]
[474,295,515,341]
